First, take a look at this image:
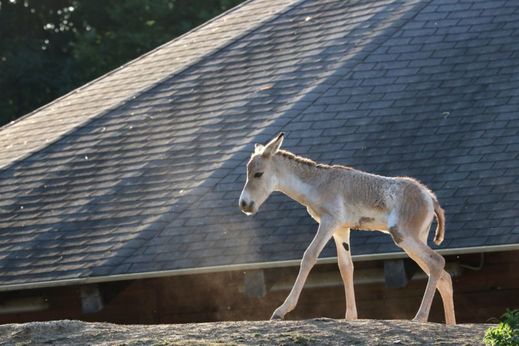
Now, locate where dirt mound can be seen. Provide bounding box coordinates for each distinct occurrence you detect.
[0,318,490,345]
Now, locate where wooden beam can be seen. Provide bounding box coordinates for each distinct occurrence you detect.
[80,284,103,314]
[243,270,266,298]
[0,297,49,314]
[384,259,410,288]
[270,268,387,292]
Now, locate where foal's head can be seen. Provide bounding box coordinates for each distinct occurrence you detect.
[239,133,284,215]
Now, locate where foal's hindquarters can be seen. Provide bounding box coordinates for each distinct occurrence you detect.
[386,181,456,325]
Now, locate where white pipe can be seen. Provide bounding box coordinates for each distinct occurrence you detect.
[0,243,516,293]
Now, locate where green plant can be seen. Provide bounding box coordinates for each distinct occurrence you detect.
[484,309,519,346]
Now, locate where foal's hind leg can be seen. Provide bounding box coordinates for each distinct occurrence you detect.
[437,270,456,325]
[393,231,445,323]
[412,225,456,324]
[402,243,456,324]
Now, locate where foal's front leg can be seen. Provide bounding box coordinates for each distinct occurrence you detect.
[333,227,357,320]
[271,218,338,320]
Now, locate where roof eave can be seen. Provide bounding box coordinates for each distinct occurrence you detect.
[0,243,517,293]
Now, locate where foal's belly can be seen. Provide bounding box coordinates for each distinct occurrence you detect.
[344,208,389,231]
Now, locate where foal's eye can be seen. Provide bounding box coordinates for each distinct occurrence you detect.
[254,172,264,178]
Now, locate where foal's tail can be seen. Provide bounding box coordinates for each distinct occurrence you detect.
[432,196,445,245]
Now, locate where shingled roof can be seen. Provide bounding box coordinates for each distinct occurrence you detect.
[1,0,518,290]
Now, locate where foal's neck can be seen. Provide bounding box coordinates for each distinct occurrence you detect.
[273,154,323,208]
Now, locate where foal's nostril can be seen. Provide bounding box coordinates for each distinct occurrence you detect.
[240,199,255,213]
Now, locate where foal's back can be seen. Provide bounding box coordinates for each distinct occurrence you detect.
[323,166,435,232]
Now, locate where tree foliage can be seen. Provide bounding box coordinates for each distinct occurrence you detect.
[0,0,243,126]
[484,309,519,346]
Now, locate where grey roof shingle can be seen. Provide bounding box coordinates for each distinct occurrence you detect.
[0,0,519,288]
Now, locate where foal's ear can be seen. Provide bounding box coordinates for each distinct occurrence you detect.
[254,143,265,154]
[262,132,284,157]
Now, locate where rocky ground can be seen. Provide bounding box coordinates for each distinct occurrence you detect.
[0,318,490,345]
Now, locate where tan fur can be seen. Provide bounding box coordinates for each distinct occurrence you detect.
[239,134,456,325]
[433,197,445,245]
[399,179,430,230]
[277,149,353,170]
[388,225,403,244]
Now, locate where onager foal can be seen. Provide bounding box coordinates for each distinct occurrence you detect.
[239,133,456,325]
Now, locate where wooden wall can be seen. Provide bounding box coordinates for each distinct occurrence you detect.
[0,250,517,324]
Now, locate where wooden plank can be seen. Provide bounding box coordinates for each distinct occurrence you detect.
[80,285,103,314]
[384,259,408,288]
[243,270,267,298]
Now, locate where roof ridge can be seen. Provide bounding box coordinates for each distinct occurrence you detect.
[0,0,304,171]
[0,0,256,133]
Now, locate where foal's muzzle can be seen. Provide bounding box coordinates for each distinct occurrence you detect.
[239,199,255,214]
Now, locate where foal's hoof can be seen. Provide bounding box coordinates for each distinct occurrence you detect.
[270,313,284,320]
[412,316,428,323]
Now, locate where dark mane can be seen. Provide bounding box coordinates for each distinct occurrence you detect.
[276,149,353,170]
